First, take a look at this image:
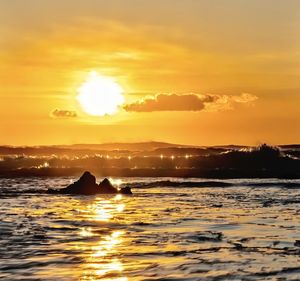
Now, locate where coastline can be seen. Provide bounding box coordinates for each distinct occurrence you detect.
[0,167,300,179]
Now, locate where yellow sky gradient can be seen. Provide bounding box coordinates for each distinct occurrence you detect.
[0,0,299,145]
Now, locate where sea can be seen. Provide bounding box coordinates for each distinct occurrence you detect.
[0,177,299,281]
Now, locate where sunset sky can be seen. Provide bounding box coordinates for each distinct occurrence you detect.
[0,0,299,146]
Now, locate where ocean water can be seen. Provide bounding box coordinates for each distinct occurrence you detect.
[0,177,300,281]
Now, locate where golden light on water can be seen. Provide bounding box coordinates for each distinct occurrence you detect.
[84,229,125,279]
[101,277,128,281]
[100,278,128,281]
[92,230,125,257]
[109,178,123,188]
[93,259,123,277]
[95,207,113,222]
[79,227,94,237]
[77,71,124,116]
[114,194,123,201]
[79,193,127,280]
[116,204,125,212]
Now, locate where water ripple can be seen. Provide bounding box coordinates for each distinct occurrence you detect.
[0,177,299,280]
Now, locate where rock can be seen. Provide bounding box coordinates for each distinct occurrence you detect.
[98,178,118,194]
[120,186,133,195]
[47,171,132,195]
[59,171,99,195]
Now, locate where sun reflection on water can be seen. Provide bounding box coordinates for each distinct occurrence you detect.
[81,230,126,280]
[109,178,123,188]
[80,227,94,237]
[86,194,125,222]
[92,230,125,257]
[79,193,127,280]
[92,258,123,275]
[99,278,128,281]
[114,194,123,201]
[95,208,113,221]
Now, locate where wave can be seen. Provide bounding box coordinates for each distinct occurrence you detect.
[125,180,300,189]
[1,178,300,195]
[243,182,300,188]
[127,180,233,188]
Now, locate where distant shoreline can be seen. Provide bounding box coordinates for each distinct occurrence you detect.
[1,167,299,179]
[0,143,299,179]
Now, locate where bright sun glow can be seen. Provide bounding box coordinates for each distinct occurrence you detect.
[77,71,124,116]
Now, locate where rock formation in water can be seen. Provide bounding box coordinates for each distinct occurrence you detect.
[119,186,132,195]
[47,171,132,195]
[98,177,118,194]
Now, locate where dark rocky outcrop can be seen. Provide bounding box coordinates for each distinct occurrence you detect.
[60,171,98,195]
[47,171,132,195]
[98,177,118,194]
[119,186,133,195]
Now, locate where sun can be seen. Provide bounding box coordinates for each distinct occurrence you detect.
[77,71,124,116]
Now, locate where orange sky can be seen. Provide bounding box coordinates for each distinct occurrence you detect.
[0,0,299,146]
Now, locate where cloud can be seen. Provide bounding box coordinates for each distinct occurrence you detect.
[50,109,77,118]
[231,93,258,103]
[205,93,258,112]
[123,94,216,112]
[124,93,257,112]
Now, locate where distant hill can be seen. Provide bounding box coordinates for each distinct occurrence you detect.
[0,141,194,156]
[0,142,299,157]
[55,141,192,151]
